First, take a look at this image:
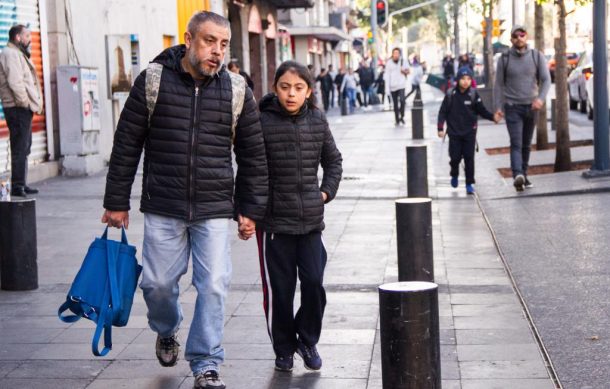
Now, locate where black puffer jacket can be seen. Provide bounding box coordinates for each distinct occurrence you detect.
[258,94,342,234]
[103,45,268,222]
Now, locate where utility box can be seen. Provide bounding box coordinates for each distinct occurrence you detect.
[57,66,104,176]
[57,66,101,156]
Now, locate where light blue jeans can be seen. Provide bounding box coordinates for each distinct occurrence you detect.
[140,213,232,374]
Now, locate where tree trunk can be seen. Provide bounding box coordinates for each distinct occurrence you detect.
[535,2,549,150]
[554,0,571,171]
[483,2,494,88]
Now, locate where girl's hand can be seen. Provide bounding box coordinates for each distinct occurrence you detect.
[321,191,328,202]
[437,130,445,138]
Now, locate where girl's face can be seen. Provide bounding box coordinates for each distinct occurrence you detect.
[274,70,312,115]
[458,75,472,90]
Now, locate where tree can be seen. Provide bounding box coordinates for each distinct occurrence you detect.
[534,2,549,150]
[537,0,590,171]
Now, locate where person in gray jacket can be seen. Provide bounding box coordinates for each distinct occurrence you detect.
[0,24,43,197]
[494,25,550,192]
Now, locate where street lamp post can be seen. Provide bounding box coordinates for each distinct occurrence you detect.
[585,0,610,176]
[386,0,441,55]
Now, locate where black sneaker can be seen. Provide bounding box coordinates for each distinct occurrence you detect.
[296,341,322,370]
[524,177,533,188]
[193,370,226,389]
[400,118,406,125]
[155,334,180,367]
[513,174,525,192]
[275,355,294,372]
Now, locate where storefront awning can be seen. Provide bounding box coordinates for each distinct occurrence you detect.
[269,0,315,9]
[287,26,352,42]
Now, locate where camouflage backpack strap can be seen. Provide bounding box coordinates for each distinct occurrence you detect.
[145,63,163,127]
[227,71,246,143]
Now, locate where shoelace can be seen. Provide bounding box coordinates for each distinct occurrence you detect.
[160,336,179,351]
[301,345,319,359]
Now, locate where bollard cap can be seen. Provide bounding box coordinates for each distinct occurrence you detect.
[406,144,427,148]
[379,281,438,293]
[395,198,431,204]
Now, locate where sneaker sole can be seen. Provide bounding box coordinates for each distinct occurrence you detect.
[514,176,525,192]
[274,365,293,372]
[156,356,179,367]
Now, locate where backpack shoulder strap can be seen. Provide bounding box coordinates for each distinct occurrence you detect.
[469,88,477,105]
[532,49,540,85]
[502,52,509,85]
[227,71,247,143]
[145,63,163,128]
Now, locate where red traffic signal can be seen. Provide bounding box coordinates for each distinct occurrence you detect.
[376,0,388,27]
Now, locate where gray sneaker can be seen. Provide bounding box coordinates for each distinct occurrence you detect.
[513,174,525,192]
[194,370,226,389]
[155,334,180,367]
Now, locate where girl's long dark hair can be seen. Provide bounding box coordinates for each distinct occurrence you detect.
[273,60,317,110]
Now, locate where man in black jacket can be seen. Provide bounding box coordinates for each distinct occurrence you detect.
[101,11,268,389]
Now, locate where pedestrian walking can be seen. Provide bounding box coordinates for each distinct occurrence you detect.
[384,48,410,125]
[356,61,375,107]
[340,68,358,113]
[437,67,500,194]
[101,11,268,389]
[256,60,343,373]
[316,68,333,112]
[442,53,455,90]
[227,61,254,91]
[328,64,337,108]
[405,55,424,103]
[494,25,550,192]
[374,64,386,105]
[0,24,43,197]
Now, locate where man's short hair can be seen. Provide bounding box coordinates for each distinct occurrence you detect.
[8,24,27,42]
[187,11,230,37]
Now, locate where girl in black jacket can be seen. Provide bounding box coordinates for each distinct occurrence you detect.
[255,61,342,373]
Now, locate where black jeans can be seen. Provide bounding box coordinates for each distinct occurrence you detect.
[321,89,331,111]
[504,104,537,178]
[256,230,327,357]
[448,132,477,185]
[5,107,33,189]
[391,88,406,123]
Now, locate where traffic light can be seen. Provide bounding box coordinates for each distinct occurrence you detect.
[376,0,388,27]
[492,19,505,37]
[367,30,374,44]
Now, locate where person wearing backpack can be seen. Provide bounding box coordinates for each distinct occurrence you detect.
[494,25,551,192]
[384,47,410,125]
[101,11,268,389]
[438,67,501,194]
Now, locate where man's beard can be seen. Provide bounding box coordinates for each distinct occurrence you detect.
[188,50,220,77]
[17,42,31,58]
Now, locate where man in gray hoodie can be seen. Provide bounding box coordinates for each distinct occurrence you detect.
[494,25,551,192]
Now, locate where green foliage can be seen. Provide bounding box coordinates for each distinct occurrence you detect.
[535,0,590,6]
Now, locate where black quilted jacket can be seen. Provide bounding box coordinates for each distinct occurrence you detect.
[103,45,268,222]
[258,94,342,234]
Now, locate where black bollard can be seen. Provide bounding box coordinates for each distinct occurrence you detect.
[411,106,424,139]
[341,94,348,116]
[413,89,423,108]
[551,98,556,131]
[379,281,441,389]
[406,145,428,198]
[395,198,433,282]
[0,198,38,290]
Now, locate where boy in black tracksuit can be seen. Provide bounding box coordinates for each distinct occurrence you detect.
[437,66,499,194]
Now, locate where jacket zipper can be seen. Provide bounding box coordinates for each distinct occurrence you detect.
[294,118,304,231]
[188,86,200,221]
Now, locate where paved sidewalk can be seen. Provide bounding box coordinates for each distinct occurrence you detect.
[0,86,556,388]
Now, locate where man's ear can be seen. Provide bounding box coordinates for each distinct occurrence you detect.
[184,31,192,49]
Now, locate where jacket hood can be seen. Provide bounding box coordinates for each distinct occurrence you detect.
[152,44,226,76]
[259,93,309,117]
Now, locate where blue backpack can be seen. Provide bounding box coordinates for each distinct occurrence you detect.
[58,227,142,356]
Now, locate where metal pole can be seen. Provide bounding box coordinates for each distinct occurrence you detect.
[0,199,38,290]
[371,0,377,71]
[453,0,460,73]
[407,144,428,197]
[411,106,424,139]
[551,98,556,132]
[387,0,441,59]
[395,198,434,282]
[590,0,610,172]
[379,281,441,389]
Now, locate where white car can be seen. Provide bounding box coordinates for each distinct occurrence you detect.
[585,64,610,120]
[567,50,592,113]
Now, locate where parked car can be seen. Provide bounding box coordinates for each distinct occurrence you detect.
[567,50,592,113]
[548,52,580,82]
[584,64,610,120]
